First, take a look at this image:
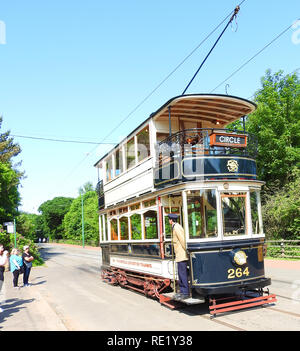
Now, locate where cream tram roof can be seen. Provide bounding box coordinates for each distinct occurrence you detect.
[95,94,256,165]
[151,94,256,124]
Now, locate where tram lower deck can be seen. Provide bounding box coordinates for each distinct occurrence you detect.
[99,182,271,301]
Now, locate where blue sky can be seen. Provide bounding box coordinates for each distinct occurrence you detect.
[0,0,299,214]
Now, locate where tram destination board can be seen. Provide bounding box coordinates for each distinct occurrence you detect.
[210,133,247,148]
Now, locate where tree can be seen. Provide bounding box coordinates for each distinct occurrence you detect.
[16,212,41,242]
[246,70,300,189]
[38,197,74,240]
[262,168,300,239]
[0,162,21,222]
[0,116,21,164]
[63,191,99,245]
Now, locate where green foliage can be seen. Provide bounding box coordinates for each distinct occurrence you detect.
[0,116,21,164]
[0,116,23,223]
[16,212,41,242]
[63,191,99,244]
[0,162,21,222]
[262,168,300,240]
[247,70,300,189]
[0,231,44,266]
[38,197,74,240]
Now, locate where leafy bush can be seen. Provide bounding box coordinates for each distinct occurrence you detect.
[0,231,43,266]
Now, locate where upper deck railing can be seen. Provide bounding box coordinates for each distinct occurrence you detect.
[157,128,258,166]
[154,128,258,188]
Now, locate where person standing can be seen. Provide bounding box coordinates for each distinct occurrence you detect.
[22,245,34,287]
[168,214,189,299]
[9,248,23,288]
[0,244,9,312]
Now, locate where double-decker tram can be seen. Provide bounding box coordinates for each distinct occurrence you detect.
[95,94,276,315]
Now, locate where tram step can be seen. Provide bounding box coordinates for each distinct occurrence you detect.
[161,293,205,305]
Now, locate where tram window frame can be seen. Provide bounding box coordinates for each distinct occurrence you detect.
[119,216,129,240]
[143,210,159,240]
[250,189,263,235]
[125,137,136,170]
[186,189,218,240]
[221,192,248,238]
[130,213,143,240]
[104,214,108,241]
[115,147,124,177]
[163,207,181,240]
[110,218,119,241]
[137,125,151,163]
[106,156,114,182]
[99,215,103,242]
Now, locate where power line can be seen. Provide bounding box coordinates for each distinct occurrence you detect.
[11,134,116,145]
[210,21,299,93]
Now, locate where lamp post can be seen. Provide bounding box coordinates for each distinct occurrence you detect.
[81,193,85,248]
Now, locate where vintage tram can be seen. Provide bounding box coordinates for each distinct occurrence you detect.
[95,94,276,315]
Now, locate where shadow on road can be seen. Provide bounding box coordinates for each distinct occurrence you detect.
[0,298,35,328]
[38,246,64,263]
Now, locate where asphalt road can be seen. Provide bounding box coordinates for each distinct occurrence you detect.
[0,243,300,331]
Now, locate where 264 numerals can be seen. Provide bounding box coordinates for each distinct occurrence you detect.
[227,267,250,279]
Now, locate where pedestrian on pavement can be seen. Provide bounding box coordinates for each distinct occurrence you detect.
[22,245,34,287]
[168,214,189,300]
[0,244,9,312]
[9,248,24,288]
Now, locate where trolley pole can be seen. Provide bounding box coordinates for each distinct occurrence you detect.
[81,194,85,248]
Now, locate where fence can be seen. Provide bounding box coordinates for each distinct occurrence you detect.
[266,239,300,259]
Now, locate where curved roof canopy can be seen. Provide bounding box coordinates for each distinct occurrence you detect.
[151,94,256,125]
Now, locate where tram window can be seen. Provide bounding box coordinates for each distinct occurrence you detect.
[130,203,140,211]
[126,137,136,170]
[250,190,262,234]
[130,214,142,240]
[137,126,150,162]
[164,216,172,238]
[119,217,129,240]
[221,193,247,236]
[115,148,124,177]
[164,207,180,239]
[106,156,113,182]
[144,210,158,239]
[143,198,156,208]
[187,190,217,239]
[205,190,217,237]
[104,214,108,240]
[110,219,119,240]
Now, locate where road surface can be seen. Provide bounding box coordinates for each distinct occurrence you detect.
[0,243,300,331]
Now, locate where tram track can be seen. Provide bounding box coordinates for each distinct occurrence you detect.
[200,314,246,331]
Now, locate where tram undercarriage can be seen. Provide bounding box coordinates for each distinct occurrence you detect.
[100,264,276,316]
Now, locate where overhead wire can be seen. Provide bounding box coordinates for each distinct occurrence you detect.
[11,134,116,145]
[210,20,299,93]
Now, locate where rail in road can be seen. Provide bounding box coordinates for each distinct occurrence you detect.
[0,243,299,332]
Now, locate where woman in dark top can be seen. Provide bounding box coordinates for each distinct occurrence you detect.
[22,245,34,287]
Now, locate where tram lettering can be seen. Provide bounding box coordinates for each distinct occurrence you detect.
[107,335,142,348]
[218,135,242,144]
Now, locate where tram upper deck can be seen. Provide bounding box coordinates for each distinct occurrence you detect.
[94,94,257,210]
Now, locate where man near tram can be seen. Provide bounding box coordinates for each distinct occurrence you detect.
[168,214,189,300]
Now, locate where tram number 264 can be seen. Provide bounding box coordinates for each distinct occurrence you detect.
[227,267,250,279]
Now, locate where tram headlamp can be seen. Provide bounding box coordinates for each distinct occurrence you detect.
[233,250,247,266]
